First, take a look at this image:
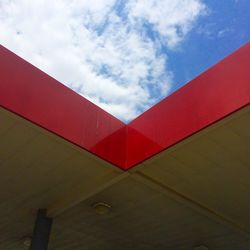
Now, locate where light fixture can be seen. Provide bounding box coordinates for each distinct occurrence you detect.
[22,236,32,247]
[93,202,112,214]
[193,246,208,250]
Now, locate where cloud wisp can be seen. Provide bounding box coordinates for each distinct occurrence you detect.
[0,0,206,121]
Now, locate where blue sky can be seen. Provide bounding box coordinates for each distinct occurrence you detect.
[0,0,249,122]
[166,0,250,93]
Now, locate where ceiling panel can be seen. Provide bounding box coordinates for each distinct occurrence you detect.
[0,107,122,249]
[138,106,250,232]
[48,176,250,250]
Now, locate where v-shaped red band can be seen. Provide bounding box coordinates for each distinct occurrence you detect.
[0,43,249,170]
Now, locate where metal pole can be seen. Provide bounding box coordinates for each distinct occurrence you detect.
[29,209,53,250]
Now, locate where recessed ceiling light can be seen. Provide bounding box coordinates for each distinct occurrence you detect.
[93,202,112,215]
[193,246,208,250]
[22,236,32,247]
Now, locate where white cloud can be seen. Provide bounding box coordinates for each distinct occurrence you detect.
[127,0,207,48]
[0,0,206,121]
[217,28,232,38]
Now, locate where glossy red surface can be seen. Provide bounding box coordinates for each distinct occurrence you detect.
[0,45,126,168]
[126,42,250,169]
[1,43,249,170]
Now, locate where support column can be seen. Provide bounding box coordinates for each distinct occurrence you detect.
[30,209,53,250]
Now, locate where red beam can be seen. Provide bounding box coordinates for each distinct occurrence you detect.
[0,45,126,169]
[0,43,249,170]
[126,42,250,169]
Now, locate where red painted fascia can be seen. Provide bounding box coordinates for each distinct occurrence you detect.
[126,42,250,169]
[0,45,126,169]
[0,43,249,170]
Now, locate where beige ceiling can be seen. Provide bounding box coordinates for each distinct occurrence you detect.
[134,105,250,233]
[0,105,249,249]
